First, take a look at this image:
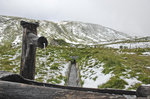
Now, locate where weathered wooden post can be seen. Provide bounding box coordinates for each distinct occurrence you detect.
[20,21,48,80]
[136,85,150,97]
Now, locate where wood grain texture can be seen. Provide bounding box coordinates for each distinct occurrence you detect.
[136,86,150,97]
[0,71,138,99]
[0,81,127,99]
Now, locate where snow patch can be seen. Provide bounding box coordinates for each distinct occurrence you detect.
[106,42,150,49]
[0,36,3,43]
[118,51,135,55]
[146,66,150,69]
[12,35,21,46]
[120,76,142,90]
[9,50,20,61]
[81,66,112,88]
[142,52,150,56]
[80,58,112,88]
[64,38,79,44]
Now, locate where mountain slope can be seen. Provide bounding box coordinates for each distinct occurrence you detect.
[59,21,131,44]
[0,15,132,46]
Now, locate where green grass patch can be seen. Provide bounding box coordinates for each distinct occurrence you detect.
[98,76,128,89]
[50,63,60,70]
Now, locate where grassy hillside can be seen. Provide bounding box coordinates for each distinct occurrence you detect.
[0,40,150,90]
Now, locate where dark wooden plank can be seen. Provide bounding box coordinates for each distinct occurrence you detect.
[0,71,137,96]
[0,81,127,99]
[136,86,150,97]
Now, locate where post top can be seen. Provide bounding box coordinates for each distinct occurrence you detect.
[20,21,39,28]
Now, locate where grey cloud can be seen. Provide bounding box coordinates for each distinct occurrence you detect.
[0,0,150,36]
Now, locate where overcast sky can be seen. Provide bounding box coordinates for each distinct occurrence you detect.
[0,0,150,37]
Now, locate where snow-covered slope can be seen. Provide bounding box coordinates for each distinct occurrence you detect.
[0,15,132,46]
[59,21,131,44]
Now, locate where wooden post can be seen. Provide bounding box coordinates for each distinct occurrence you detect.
[136,86,150,97]
[20,21,48,80]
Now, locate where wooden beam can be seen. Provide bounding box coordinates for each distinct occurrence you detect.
[136,86,150,97]
[0,80,128,99]
[0,71,137,97]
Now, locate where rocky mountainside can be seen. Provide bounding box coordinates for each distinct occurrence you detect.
[0,15,132,46]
